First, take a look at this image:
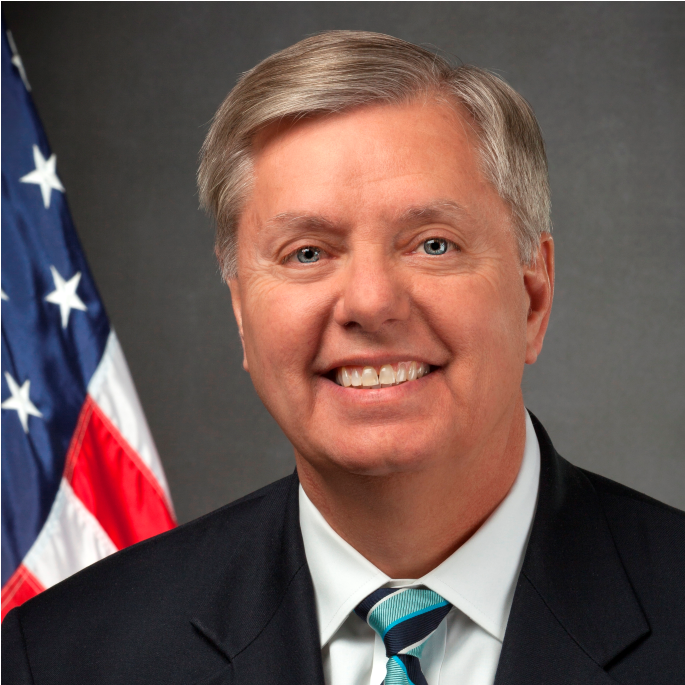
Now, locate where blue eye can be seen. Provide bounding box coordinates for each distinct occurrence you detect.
[296,246,320,263]
[423,238,448,255]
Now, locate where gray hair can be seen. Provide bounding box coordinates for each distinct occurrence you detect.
[198,30,551,280]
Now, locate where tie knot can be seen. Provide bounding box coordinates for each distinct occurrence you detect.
[355,587,451,658]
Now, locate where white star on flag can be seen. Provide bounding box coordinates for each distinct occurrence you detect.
[20,145,64,209]
[1,289,8,301]
[1,372,43,434]
[45,266,87,328]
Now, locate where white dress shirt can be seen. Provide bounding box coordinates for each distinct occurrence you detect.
[299,410,540,685]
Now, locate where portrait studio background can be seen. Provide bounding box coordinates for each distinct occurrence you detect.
[4,2,684,521]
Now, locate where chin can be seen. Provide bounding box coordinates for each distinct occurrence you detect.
[310,432,445,477]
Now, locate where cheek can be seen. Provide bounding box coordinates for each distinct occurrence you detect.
[418,270,527,366]
[241,279,329,381]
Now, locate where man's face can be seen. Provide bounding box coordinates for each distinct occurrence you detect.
[231,100,552,477]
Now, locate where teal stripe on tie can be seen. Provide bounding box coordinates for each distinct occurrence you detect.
[356,587,452,685]
[368,588,446,636]
[381,601,450,638]
[385,656,414,685]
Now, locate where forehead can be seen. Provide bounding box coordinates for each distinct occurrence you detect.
[240,99,512,246]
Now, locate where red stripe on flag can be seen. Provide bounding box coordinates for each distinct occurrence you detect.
[65,396,175,550]
[1,565,44,621]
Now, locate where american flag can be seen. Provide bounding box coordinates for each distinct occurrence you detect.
[1,26,176,620]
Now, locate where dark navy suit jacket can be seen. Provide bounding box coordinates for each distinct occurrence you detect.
[3,415,685,684]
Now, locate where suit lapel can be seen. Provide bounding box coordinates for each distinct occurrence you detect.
[495,575,622,685]
[494,415,650,685]
[190,474,325,685]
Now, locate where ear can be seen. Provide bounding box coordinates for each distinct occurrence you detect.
[524,233,555,365]
[227,278,249,372]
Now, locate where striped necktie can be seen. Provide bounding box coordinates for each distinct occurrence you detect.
[355,587,452,685]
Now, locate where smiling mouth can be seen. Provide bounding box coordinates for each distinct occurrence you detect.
[332,361,431,389]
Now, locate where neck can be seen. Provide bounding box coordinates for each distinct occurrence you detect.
[296,398,528,579]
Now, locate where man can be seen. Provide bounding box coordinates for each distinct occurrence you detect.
[3,30,684,685]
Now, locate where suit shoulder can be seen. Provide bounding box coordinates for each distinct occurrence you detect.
[15,474,296,621]
[581,468,685,600]
[4,474,298,685]
[582,467,685,525]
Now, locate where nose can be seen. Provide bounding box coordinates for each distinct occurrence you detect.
[334,248,410,333]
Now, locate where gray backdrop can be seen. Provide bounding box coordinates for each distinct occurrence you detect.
[4,2,684,522]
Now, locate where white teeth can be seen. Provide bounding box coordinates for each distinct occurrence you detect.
[379,364,395,386]
[334,361,432,389]
[361,367,379,387]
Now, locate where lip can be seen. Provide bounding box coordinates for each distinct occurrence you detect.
[317,356,437,375]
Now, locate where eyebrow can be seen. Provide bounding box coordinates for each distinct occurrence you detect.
[395,199,468,227]
[264,212,336,233]
[262,199,468,235]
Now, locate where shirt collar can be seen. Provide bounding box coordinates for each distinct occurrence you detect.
[299,410,540,647]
